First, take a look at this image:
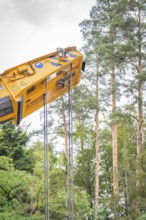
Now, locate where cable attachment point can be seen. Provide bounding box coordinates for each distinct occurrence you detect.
[56,72,75,88]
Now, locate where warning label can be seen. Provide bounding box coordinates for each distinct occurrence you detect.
[19,81,27,87]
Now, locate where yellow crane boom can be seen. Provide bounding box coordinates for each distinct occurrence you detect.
[0,46,84,125]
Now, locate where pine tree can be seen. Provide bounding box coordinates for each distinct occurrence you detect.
[0,121,34,172]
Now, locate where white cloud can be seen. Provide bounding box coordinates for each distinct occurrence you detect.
[0,0,95,27]
[0,0,52,27]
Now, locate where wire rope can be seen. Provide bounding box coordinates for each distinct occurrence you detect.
[67,67,74,220]
[44,78,49,220]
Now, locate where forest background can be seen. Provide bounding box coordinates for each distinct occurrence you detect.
[1,0,146,219]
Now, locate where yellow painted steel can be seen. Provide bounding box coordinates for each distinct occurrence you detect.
[0,46,83,125]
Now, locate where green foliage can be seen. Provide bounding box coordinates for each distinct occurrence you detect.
[0,211,44,220]
[138,213,146,220]
[0,156,32,217]
[0,121,35,172]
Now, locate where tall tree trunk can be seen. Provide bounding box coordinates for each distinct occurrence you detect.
[136,63,143,216]
[136,70,143,188]
[135,6,143,216]
[136,7,143,188]
[112,66,119,218]
[95,73,100,220]
[137,83,142,159]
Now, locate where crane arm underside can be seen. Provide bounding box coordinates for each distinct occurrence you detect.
[0,46,84,124]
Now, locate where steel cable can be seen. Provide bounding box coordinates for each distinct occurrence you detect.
[67,67,74,220]
[44,78,49,220]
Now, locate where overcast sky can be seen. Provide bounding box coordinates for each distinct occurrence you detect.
[0,0,96,72]
[0,0,96,128]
